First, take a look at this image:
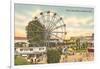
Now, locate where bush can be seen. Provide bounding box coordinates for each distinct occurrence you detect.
[47,49,61,63]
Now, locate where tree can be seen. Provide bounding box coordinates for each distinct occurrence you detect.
[26,20,45,46]
[15,42,27,47]
[58,47,62,55]
[76,38,80,47]
[82,42,88,50]
[47,49,61,63]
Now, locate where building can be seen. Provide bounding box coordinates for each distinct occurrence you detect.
[79,34,94,47]
[64,33,94,53]
[15,47,47,55]
[68,33,94,47]
[15,37,47,64]
[15,46,47,64]
[15,37,28,43]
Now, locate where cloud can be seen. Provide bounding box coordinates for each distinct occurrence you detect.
[66,27,93,37]
[64,16,93,28]
[15,13,28,22]
[15,8,94,37]
[15,9,43,37]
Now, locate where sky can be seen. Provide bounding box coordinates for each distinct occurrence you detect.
[15,3,94,39]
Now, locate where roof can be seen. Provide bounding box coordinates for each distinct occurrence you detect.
[15,37,27,40]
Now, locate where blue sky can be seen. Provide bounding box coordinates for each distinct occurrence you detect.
[15,3,94,38]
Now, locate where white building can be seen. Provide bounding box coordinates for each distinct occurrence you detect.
[15,47,47,55]
[15,37,47,64]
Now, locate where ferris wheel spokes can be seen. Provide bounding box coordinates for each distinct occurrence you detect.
[51,33,64,40]
[47,12,57,31]
[32,11,66,47]
[49,17,63,31]
[50,24,66,32]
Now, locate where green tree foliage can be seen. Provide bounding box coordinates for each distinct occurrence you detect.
[58,47,62,55]
[47,49,61,63]
[15,42,27,47]
[26,20,45,46]
[76,38,80,47]
[82,42,88,49]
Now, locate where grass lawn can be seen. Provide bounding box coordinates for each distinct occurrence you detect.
[15,55,30,65]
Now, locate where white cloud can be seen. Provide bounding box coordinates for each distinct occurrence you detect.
[66,27,93,37]
[15,13,28,21]
[63,16,94,38]
[64,16,93,27]
[15,10,94,37]
[15,9,43,37]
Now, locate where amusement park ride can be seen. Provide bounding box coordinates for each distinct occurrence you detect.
[30,11,67,47]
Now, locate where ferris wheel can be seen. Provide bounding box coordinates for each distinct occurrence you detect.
[32,11,67,46]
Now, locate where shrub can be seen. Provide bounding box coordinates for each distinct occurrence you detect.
[47,49,61,63]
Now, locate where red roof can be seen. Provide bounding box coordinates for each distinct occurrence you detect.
[15,37,27,40]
